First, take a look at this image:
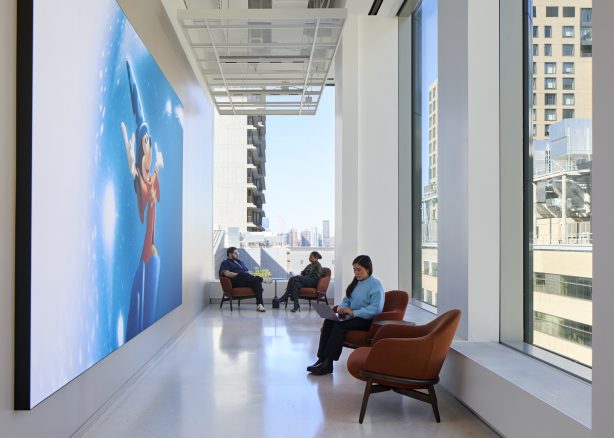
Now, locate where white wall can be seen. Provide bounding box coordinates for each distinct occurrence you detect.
[0,0,214,436]
[437,0,499,341]
[335,15,399,300]
[591,0,614,434]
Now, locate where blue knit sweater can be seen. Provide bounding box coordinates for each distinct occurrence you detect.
[338,275,385,319]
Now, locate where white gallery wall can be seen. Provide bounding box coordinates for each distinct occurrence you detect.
[335,15,399,299]
[0,0,214,436]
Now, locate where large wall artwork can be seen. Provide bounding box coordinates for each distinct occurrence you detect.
[16,0,183,409]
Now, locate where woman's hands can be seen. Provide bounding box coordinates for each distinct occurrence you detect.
[337,307,354,317]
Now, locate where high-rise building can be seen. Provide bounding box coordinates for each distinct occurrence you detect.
[322,220,330,247]
[530,1,593,365]
[286,228,299,247]
[213,114,267,234]
[421,79,439,307]
[531,1,592,140]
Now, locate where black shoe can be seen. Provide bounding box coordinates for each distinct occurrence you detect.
[306,358,324,372]
[290,303,301,313]
[310,358,333,375]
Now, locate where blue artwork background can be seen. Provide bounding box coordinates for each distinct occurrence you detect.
[96,5,183,352]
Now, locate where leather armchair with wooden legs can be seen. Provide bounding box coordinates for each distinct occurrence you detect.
[286,267,332,308]
[346,309,461,424]
[342,290,409,349]
[219,276,256,311]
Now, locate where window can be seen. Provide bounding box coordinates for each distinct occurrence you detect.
[544,77,556,89]
[562,26,574,38]
[581,27,592,44]
[534,312,592,347]
[533,44,539,56]
[533,26,538,38]
[532,62,536,74]
[532,77,536,90]
[563,93,575,105]
[581,8,592,24]
[532,108,537,121]
[544,93,556,105]
[533,5,536,18]
[562,44,575,56]
[544,44,552,56]
[563,78,575,90]
[545,109,556,121]
[525,0,593,370]
[411,0,438,308]
[581,45,592,58]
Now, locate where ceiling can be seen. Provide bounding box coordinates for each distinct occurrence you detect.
[163,0,347,115]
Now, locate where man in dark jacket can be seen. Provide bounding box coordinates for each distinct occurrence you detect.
[219,247,266,312]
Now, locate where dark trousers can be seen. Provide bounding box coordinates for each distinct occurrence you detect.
[231,272,264,305]
[279,275,318,302]
[317,317,372,361]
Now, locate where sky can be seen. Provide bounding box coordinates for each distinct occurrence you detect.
[264,86,335,235]
[420,0,438,190]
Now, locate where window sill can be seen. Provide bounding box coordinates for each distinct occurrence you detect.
[404,304,591,435]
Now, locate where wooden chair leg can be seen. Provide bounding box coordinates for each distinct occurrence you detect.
[359,378,374,424]
[220,296,225,308]
[428,385,440,422]
[229,297,233,311]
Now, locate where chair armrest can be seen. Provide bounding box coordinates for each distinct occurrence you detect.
[364,337,436,380]
[372,323,430,343]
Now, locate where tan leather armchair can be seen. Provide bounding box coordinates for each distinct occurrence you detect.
[347,309,461,423]
[343,290,409,349]
[219,276,256,311]
[288,267,332,307]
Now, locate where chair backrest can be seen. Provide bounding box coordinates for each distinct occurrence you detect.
[219,276,233,293]
[317,267,332,292]
[382,290,409,314]
[423,309,461,377]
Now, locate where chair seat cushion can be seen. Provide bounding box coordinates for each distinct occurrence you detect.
[344,330,370,348]
[299,287,317,298]
[348,347,425,389]
[230,288,255,298]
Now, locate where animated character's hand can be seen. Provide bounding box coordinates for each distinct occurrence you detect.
[121,122,137,178]
[154,142,164,171]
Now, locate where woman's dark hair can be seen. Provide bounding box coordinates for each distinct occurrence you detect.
[226,246,237,257]
[310,251,322,260]
[346,255,373,297]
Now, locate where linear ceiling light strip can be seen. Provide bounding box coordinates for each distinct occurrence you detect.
[299,19,320,115]
[203,19,235,115]
[314,19,344,114]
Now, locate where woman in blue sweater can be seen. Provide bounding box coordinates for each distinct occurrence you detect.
[307,255,384,375]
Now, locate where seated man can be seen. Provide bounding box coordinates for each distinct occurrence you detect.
[219,247,266,312]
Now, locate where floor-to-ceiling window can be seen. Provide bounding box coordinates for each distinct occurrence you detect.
[411,0,438,307]
[526,0,592,367]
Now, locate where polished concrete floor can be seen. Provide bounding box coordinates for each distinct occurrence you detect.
[82,304,498,438]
